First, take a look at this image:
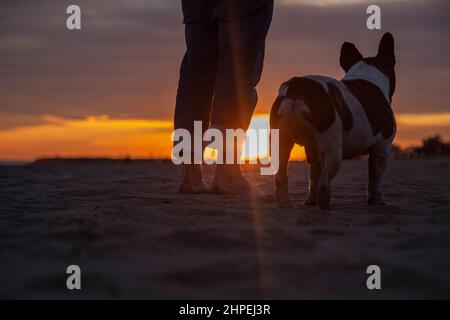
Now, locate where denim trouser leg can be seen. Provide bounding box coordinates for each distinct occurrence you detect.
[174,2,273,134]
[174,22,218,134]
[211,3,273,130]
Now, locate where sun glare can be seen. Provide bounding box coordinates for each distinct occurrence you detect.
[1,112,448,162]
[204,114,305,162]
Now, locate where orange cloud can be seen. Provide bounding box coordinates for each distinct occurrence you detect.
[1,112,449,161]
[396,113,450,127]
[0,115,173,161]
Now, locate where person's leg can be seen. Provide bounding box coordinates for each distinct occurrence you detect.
[210,3,273,194]
[174,22,218,193]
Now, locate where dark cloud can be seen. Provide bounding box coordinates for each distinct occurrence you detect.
[0,0,449,131]
[0,0,185,127]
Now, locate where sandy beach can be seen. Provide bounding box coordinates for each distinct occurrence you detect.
[1,158,450,299]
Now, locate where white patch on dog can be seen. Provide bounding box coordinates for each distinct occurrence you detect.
[342,61,390,102]
[278,98,294,118]
[294,99,310,113]
[278,83,289,97]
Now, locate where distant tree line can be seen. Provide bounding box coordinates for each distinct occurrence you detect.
[391,135,450,158]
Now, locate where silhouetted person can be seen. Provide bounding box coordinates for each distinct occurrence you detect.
[174,0,274,193]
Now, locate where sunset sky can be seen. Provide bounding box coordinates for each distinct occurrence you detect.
[1,0,449,161]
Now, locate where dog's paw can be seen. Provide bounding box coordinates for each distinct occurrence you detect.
[318,202,331,210]
[303,194,317,206]
[367,193,387,206]
[277,200,293,209]
[367,199,387,206]
[317,189,331,210]
[276,190,293,209]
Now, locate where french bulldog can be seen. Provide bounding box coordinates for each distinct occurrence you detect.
[270,32,396,210]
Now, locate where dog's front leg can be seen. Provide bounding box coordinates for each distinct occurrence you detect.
[316,149,341,210]
[367,150,389,205]
[275,135,294,208]
[317,154,331,210]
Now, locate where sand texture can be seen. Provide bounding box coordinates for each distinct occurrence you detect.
[1,158,450,299]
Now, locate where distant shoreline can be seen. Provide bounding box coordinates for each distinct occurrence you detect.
[0,158,171,166]
[33,157,172,165]
[0,161,30,166]
[1,155,449,167]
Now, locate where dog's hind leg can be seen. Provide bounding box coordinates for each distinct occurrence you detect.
[367,149,389,205]
[275,133,295,208]
[303,142,320,206]
[304,163,320,206]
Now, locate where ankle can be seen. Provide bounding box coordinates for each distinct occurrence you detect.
[182,164,203,181]
[215,164,242,176]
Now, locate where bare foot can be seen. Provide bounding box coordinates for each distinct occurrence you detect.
[179,164,210,194]
[211,165,264,196]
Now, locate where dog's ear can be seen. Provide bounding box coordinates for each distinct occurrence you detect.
[340,42,363,72]
[377,32,396,68]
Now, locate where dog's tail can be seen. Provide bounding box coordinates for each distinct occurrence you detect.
[270,82,294,130]
[270,82,302,158]
[270,78,320,154]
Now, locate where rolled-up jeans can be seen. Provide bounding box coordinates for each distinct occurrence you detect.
[174,1,273,137]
